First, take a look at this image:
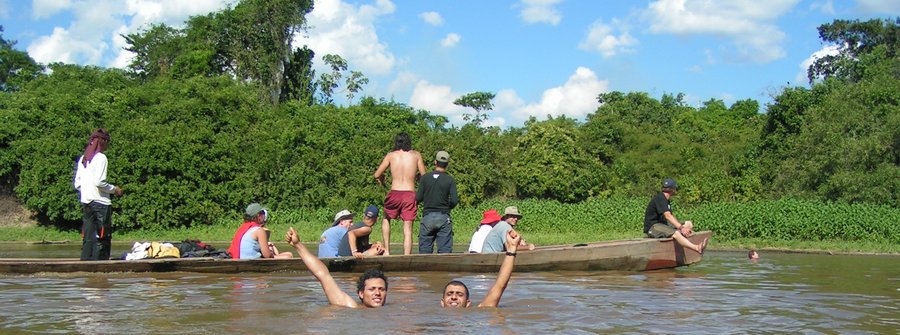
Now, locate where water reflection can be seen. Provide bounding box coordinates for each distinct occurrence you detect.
[0,251,896,334]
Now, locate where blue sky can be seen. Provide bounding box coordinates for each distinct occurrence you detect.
[2,0,899,127]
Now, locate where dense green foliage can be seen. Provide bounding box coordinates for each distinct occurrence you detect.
[0,12,896,250]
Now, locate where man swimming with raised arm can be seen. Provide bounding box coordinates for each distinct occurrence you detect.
[285,227,387,308]
[441,229,521,308]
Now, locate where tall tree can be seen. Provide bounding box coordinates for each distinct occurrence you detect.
[280,46,316,105]
[315,54,369,105]
[454,91,495,127]
[123,0,313,103]
[808,18,900,83]
[0,26,43,92]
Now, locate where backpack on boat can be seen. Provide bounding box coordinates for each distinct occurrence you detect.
[146,242,181,258]
[176,239,215,257]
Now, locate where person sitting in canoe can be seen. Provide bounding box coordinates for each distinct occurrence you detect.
[481,206,534,253]
[643,178,708,254]
[442,229,522,308]
[338,205,386,258]
[319,209,354,258]
[285,227,388,308]
[227,203,293,259]
[468,209,500,253]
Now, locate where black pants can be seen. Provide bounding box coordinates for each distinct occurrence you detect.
[81,202,112,260]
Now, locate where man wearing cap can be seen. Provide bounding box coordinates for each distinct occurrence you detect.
[643,178,707,254]
[442,229,522,308]
[318,209,354,258]
[481,206,533,253]
[227,203,293,259]
[74,128,125,260]
[468,209,501,253]
[338,205,386,258]
[373,132,427,256]
[415,150,459,254]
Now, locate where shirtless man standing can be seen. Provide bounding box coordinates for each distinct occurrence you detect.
[373,132,426,255]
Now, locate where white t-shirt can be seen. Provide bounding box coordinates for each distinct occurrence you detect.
[73,153,117,205]
[468,224,494,253]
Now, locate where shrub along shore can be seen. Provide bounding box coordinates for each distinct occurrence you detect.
[2,198,896,254]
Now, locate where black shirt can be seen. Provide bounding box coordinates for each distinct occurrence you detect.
[338,222,370,256]
[415,170,459,215]
[643,192,671,233]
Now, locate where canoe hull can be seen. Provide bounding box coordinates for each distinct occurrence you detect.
[0,231,710,274]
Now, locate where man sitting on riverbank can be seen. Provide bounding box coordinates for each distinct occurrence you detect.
[227,203,293,259]
[338,205,386,258]
[442,229,521,308]
[481,206,534,253]
[643,178,707,254]
[468,209,500,253]
[318,210,354,258]
[285,227,387,308]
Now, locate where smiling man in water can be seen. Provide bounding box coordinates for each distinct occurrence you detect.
[441,229,521,308]
[285,227,387,308]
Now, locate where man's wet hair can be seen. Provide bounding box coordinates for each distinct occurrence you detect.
[357,268,388,293]
[436,161,448,169]
[393,132,412,151]
[443,280,470,300]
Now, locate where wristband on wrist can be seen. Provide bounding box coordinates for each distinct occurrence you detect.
[505,251,517,256]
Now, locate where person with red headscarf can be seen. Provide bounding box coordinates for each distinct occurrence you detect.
[73,128,124,260]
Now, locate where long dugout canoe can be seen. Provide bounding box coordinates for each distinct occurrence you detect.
[0,231,711,275]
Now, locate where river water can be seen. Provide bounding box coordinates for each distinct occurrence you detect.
[0,246,897,334]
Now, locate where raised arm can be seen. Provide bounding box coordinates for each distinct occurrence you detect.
[286,227,358,308]
[479,229,520,308]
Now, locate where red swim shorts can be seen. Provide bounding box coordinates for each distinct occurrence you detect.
[383,190,417,221]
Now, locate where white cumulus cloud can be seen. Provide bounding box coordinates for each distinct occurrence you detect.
[25,0,238,67]
[578,20,638,58]
[518,0,562,25]
[408,80,470,124]
[294,0,397,75]
[28,27,103,64]
[420,11,443,26]
[441,33,461,48]
[515,67,607,120]
[642,0,800,63]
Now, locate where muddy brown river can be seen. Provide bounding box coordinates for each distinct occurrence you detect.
[0,245,897,334]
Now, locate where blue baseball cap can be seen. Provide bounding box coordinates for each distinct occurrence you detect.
[364,205,380,219]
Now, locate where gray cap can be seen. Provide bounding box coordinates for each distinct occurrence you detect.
[662,178,679,190]
[245,203,267,217]
[332,209,354,226]
[503,206,522,218]
[435,150,450,163]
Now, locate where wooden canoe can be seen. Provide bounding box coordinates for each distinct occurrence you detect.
[0,231,711,275]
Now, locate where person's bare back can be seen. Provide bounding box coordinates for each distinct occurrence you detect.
[373,133,427,255]
[374,150,425,191]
